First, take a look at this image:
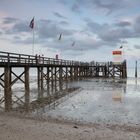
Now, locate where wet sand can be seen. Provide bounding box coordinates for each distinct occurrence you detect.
[0,112,140,140]
[34,78,140,127]
[0,78,140,139]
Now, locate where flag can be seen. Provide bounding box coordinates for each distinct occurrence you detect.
[71,41,75,46]
[29,17,34,29]
[119,45,123,49]
[58,33,62,40]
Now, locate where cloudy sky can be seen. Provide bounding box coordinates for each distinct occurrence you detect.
[0,0,140,64]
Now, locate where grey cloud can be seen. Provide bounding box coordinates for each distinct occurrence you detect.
[84,17,140,45]
[38,23,58,38]
[37,20,74,39]
[13,36,21,40]
[12,35,43,45]
[3,14,140,53]
[59,21,69,26]
[63,50,83,56]
[38,24,71,39]
[47,35,110,52]
[84,18,110,33]
[2,17,19,24]
[0,31,2,35]
[12,36,32,44]
[134,45,140,49]
[12,36,27,44]
[1,17,25,34]
[2,17,73,39]
[71,0,136,14]
[93,0,125,13]
[10,22,118,53]
[115,21,131,27]
[133,15,140,33]
[11,19,73,46]
[71,4,81,13]
[4,20,30,34]
[12,22,29,33]
[57,0,68,5]
[99,28,134,42]
[53,12,67,19]
[40,19,52,24]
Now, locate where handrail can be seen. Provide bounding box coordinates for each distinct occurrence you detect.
[0,51,93,66]
[0,51,126,67]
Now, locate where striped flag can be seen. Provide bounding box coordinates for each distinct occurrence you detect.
[29,17,34,29]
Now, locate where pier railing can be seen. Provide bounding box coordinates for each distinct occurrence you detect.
[0,51,90,66]
[0,51,126,67]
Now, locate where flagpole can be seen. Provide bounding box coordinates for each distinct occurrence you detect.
[29,17,35,55]
[135,60,137,78]
[32,27,34,55]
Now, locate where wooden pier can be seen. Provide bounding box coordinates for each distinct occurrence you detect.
[0,51,127,111]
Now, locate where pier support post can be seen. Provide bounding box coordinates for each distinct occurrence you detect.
[24,66,30,110]
[74,67,78,80]
[37,67,44,99]
[59,67,63,90]
[4,66,12,111]
[54,67,57,82]
[65,67,68,81]
[46,67,50,96]
[51,67,54,93]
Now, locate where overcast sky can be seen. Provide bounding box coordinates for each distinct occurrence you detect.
[0,0,140,64]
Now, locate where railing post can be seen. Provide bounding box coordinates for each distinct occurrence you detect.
[18,54,21,63]
[28,56,30,64]
[42,57,44,64]
[7,53,10,64]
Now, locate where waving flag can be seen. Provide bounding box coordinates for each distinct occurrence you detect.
[29,17,34,29]
[71,41,75,46]
[119,45,123,49]
[58,33,62,40]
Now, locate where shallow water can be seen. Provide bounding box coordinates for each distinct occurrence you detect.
[34,78,140,126]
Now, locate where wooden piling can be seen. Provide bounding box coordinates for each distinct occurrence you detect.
[24,66,30,110]
[4,66,12,111]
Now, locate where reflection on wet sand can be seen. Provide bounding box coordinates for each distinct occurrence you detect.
[0,78,80,112]
[34,78,140,126]
[112,80,126,103]
[112,91,122,102]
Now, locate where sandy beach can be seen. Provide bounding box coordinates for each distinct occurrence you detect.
[0,112,140,140]
[0,78,140,140]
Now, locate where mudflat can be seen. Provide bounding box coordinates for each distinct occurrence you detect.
[0,112,140,140]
